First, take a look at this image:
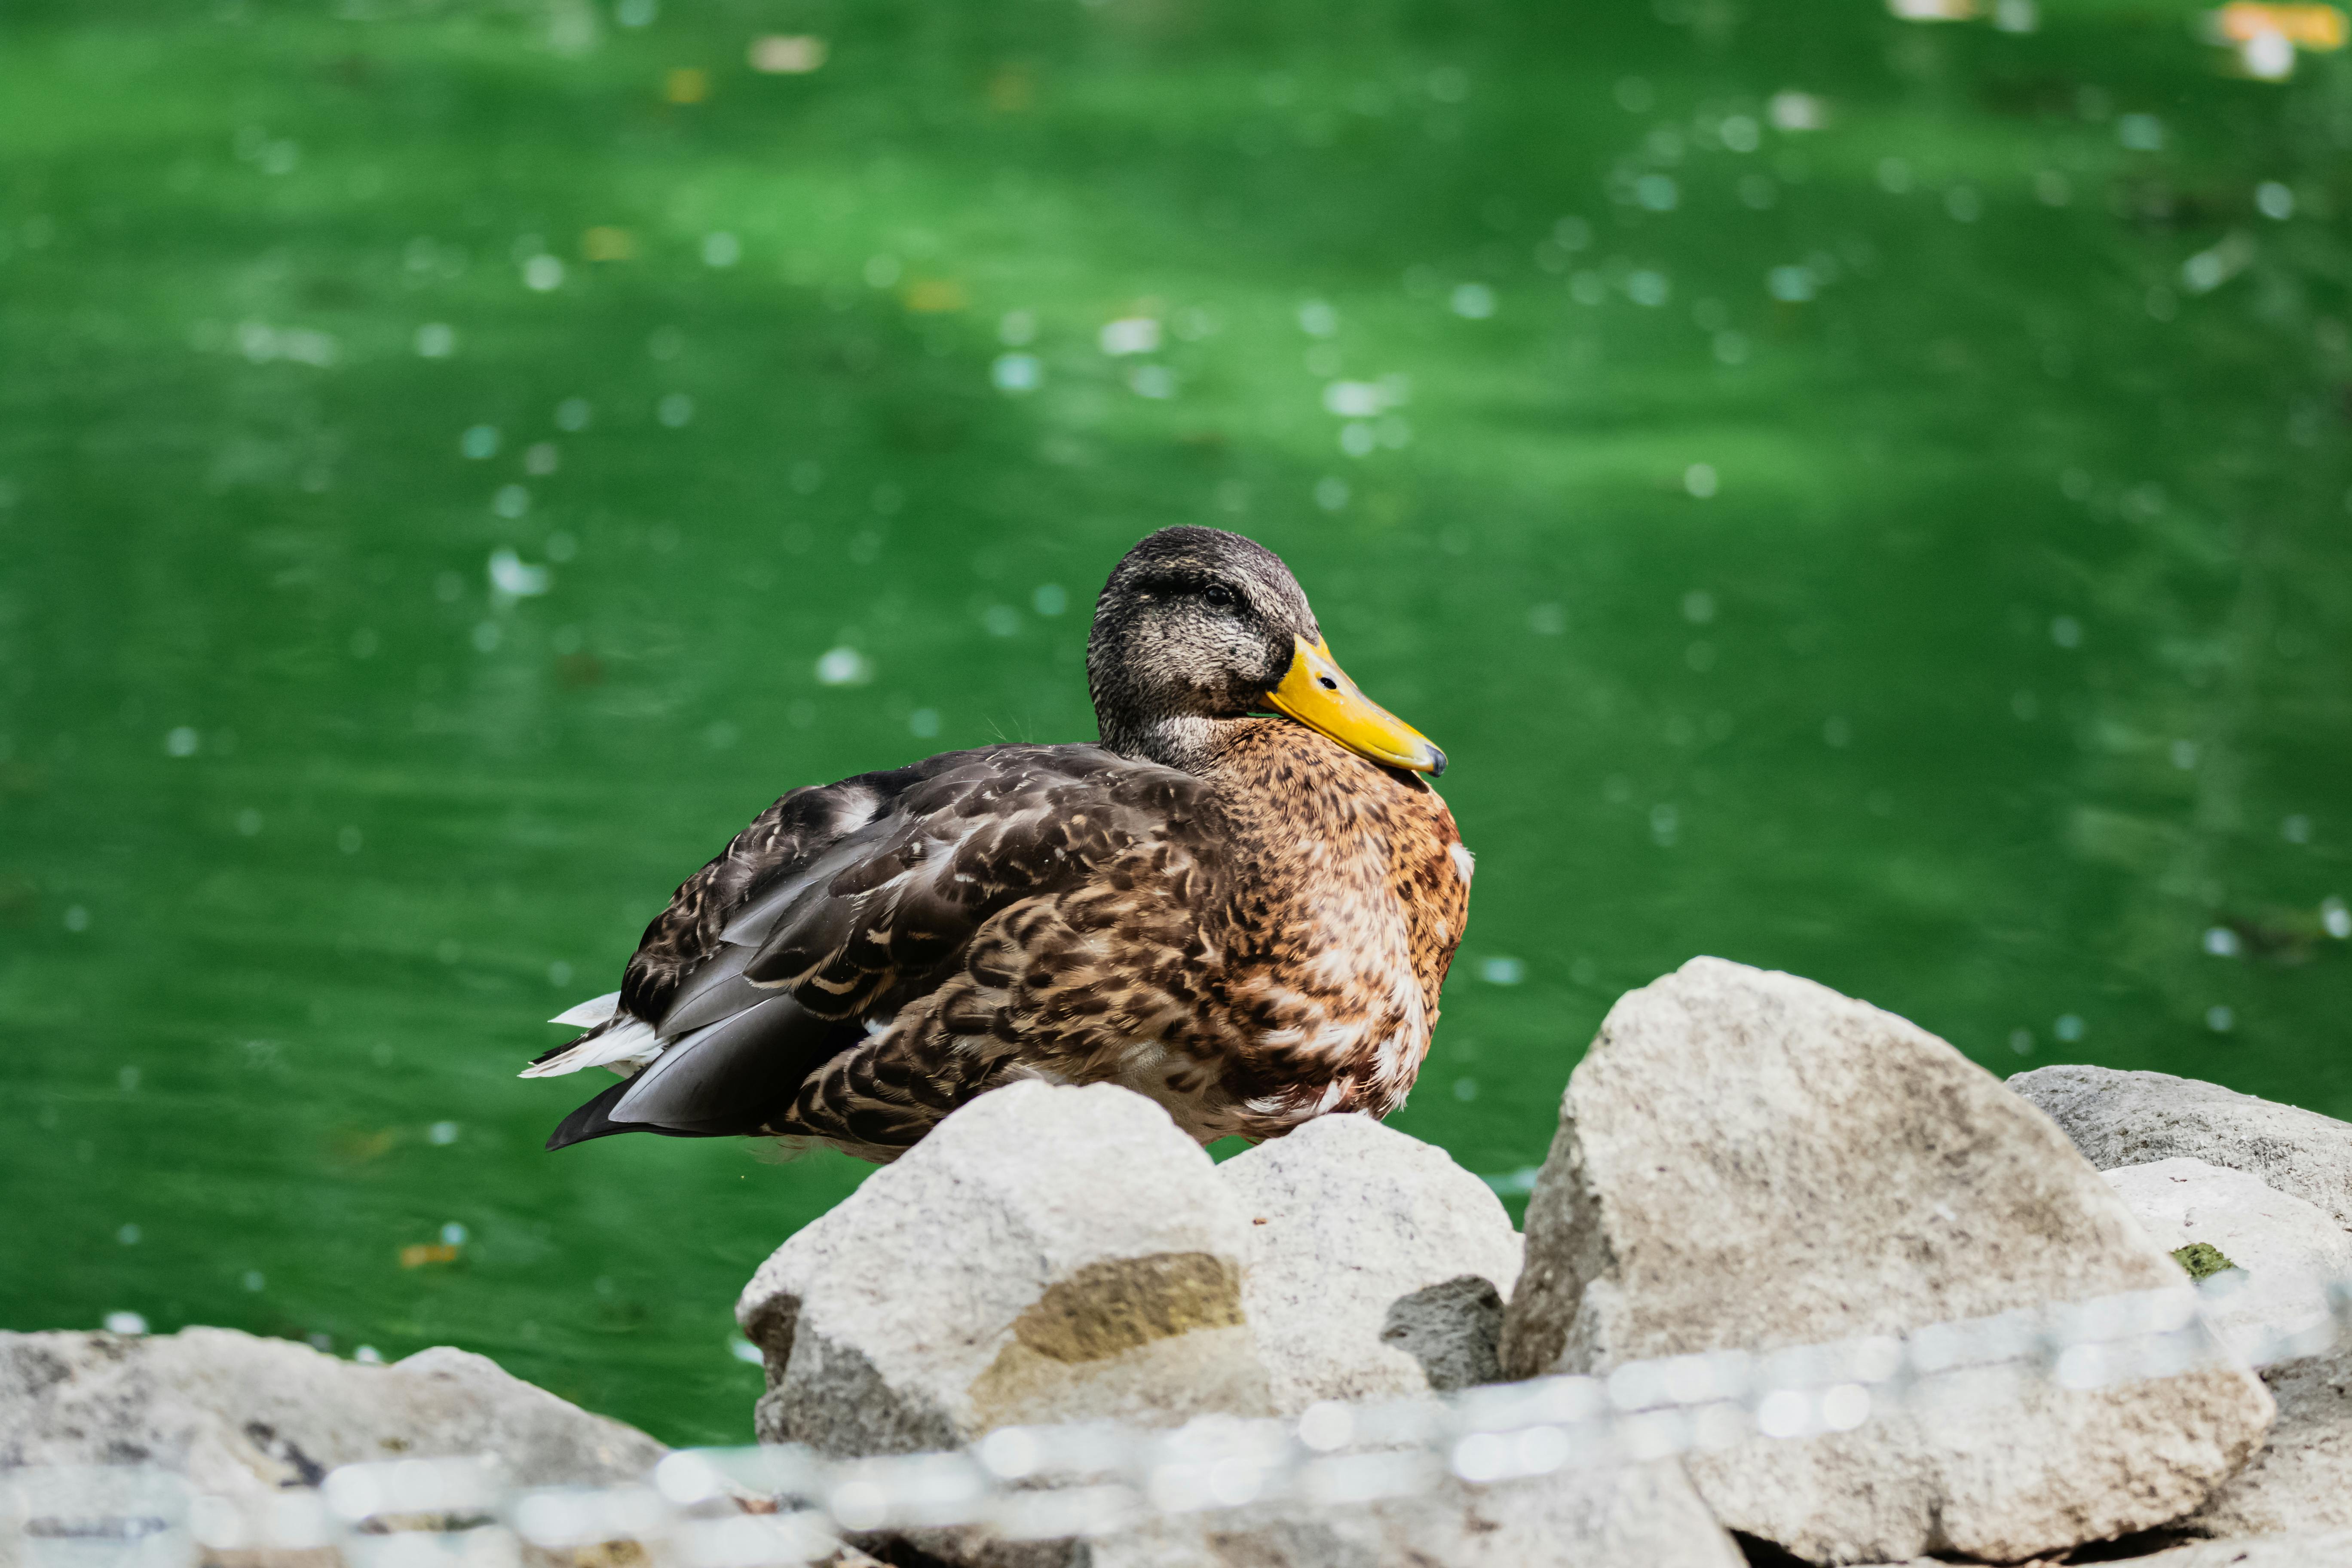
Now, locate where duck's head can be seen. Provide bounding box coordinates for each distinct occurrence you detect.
[1087,526,1446,778]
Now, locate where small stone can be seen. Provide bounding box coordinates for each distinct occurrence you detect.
[1379,1274,1506,1391]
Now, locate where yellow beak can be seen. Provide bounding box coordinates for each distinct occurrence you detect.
[1265,635,1447,775]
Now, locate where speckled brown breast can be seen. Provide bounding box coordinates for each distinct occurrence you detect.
[1188,719,1471,1134]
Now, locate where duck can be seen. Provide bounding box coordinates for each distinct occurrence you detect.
[527,525,1471,1163]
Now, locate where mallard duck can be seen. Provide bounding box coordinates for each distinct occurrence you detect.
[528,526,1470,1163]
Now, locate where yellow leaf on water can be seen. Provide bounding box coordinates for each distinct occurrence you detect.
[903,279,968,314]
[2213,3,2346,48]
[582,227,636,262]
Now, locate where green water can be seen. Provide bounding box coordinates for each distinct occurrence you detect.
[4,0,2350,1446]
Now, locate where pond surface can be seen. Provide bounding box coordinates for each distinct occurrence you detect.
[3,0,2349,1444]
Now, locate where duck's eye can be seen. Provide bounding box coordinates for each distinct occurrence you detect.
[1201,583,1238,609]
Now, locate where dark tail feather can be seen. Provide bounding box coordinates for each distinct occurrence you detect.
[544,993,859,1152]
[546,1078,670,1149]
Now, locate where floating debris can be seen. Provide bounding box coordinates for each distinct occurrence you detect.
[582,226,635,261]
[2182,232,2255,293]
[1769,91,1830,131]
[2204,4,2346,80]
[750,35,826,74]
[1099,317,1160,356]
[1448,282,1495,318]
[902,279,965,314]
[989,352,1041,392]
[1479,956,1525,985]
[814,646,872,686]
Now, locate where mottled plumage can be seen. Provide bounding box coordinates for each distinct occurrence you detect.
[530,527,1470,1162]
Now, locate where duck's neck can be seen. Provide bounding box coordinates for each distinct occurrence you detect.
[1099,712,1267,777]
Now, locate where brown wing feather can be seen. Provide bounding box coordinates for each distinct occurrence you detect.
[738,749,1202,1018]
[616,770,905,1022]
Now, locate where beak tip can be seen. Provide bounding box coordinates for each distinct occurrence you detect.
[1426,746,1448,777]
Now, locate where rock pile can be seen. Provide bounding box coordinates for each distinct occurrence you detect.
[11,959,2352,1568]
[735,959,2352,1568]
[732,1081,1712,1567]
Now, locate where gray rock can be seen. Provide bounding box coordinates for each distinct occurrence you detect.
[1216,1113,1523,1411]
[1855,1542,2352,1568]
[1084,1459,1745,1568]
[738,1078,1271,1450]
[1499,957,2275,1567]
[2099,1531,2352,1566]
[0,1326,663,1497]
[1379,1276,1506,1393]
[2182,1348,2352,1539]
[2103,1158,2352,1361]
[2010,1065,2352,1229]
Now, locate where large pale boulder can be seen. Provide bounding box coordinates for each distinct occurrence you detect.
[0,1326,662,1496]
[2009,1065,2352,1229]
[1087,1459,1746,1568]
[737,1080,1271,1460]
[1216,1112,1523,1411]
[1499,957,2274,1566]
[2103,1158,2352,1360]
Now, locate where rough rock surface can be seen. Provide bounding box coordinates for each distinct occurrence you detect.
[1498,956,2275,1567]
[737,1081,1271,1459]
[1216,1112,1523,1411]
[2009,1065,2352,1229]
[2181,1348,2352,1539]
[1855,1540,2352,1568]
[1084,1459,1745,1568]
[2102,1532,2352,1566]
[0,1326,663,1496]
[2103,1158,2352,1358]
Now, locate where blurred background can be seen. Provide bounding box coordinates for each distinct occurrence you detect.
[3,0,2350,1445]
